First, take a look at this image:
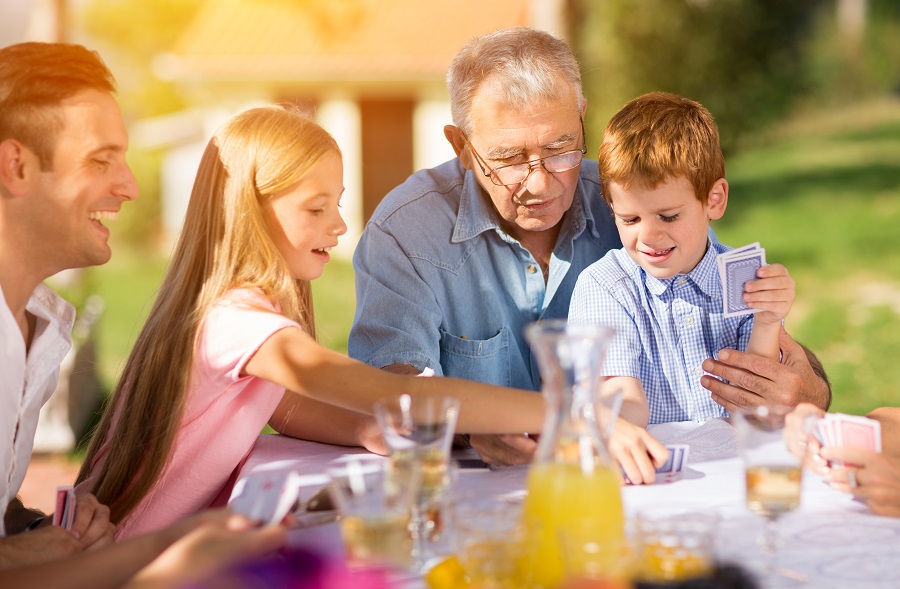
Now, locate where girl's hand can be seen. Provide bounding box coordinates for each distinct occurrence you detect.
[744,263,794,325]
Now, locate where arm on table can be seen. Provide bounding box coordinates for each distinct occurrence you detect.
[701,328,831,412]
[269,393,386,455]
[245,327,545,434]
[376,363,542,468]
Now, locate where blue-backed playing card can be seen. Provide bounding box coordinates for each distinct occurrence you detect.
[717,244,766,318]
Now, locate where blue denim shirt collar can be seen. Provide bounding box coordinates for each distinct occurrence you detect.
[452,163,600,247]
[644,238,720,297]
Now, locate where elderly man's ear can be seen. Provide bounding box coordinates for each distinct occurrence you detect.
[443,125,474,170]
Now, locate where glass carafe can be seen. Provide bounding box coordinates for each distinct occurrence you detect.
[522,320,625,588]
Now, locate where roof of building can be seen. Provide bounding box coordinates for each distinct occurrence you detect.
[161,0,533,82]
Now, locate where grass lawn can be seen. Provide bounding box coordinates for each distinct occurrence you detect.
[86,95,900,417]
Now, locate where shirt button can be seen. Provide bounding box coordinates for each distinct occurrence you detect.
[684,315,694,325]
[694,367,702,377]
[527,264,538,274]
[677,277,687,286]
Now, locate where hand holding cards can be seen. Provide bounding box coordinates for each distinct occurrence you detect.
[624,444,690,485]
[717,242,766,318]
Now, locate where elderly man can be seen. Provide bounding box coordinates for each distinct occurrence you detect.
[343,27,830,465]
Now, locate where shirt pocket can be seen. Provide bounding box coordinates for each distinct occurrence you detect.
[438,327,511,387]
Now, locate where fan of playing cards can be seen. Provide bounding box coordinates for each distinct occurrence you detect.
[717,242,766,318]
[814,413,882,454]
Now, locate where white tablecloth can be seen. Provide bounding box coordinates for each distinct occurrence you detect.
[233,419,900,589]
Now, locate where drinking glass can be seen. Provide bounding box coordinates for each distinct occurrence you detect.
[326,454,419,570]
[733,405,807,586]
[373,394,460,565]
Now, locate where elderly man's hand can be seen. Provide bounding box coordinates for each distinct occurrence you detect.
[701,329,830,412]
[469,434,537,466]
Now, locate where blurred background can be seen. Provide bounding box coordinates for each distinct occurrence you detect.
[4,0,900,462]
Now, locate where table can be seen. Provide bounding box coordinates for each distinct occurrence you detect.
[231,419,900,589]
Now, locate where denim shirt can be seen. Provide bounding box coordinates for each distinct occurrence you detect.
[569,240,753,423]
[350,158,621,391]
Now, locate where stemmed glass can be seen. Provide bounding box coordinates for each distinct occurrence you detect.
[733,405,807,586]
[373,394,460,569]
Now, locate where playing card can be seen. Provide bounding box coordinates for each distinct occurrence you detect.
[718,246,766,318]
[229,469,302,525]
[63,488,76,531]
[52,486,71,527]
[830,413,882,452]
[656,444,690,474]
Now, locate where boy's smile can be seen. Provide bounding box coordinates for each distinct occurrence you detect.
[609,176,727,280]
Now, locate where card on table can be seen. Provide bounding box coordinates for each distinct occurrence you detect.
[53,485,76,530]
[229,469,302,525]
[717,243,766,318]
[623,443,690,485]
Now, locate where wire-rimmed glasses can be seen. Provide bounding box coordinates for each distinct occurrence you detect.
[461,119,587,186]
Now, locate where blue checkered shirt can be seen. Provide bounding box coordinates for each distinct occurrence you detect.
[569,240,753,424]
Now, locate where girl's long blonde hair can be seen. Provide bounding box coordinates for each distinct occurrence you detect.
[77,105,340,524]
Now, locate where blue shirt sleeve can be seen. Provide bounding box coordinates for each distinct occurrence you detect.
[349,222,441,374]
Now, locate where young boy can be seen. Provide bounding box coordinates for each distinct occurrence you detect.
[570,92,795,424]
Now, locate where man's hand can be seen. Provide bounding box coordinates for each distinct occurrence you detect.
[0,525,81,569]
[69,493,115,550]
[469,434,537,466]
[607,419,669,485]
[701,329,830,412]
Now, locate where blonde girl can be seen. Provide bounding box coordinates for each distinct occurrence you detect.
[76,105,544,539]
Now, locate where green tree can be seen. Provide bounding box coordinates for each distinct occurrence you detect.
[570,0,823,154]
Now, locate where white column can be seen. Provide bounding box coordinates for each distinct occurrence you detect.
[317,97,362,259]
[413,98,456,171]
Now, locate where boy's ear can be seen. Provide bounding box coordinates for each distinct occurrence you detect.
[706,178,728,220]
[444,125,474,170]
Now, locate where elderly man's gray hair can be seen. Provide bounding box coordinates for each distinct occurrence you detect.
[447,27,585,136]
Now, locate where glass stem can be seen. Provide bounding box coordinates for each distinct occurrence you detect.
[760,516,780,573]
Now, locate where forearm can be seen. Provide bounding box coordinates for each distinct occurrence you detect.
[746,321,780,361]
[867,407,900,460]
[269,393,384,452]
[3,498,44,535]
[0,530,169,589]
[602,376,649,428]
[250,330,546,433]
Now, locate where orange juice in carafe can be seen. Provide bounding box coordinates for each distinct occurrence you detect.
[522,320,624,589]
[524,461,624,587]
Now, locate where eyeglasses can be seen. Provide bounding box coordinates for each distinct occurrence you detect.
[461,119,587,187]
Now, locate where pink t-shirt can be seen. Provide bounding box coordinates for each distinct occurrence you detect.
[81,289,298,539]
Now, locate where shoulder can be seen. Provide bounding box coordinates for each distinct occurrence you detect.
[367,159,465,228]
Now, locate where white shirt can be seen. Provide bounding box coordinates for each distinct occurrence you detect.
[1,283,74,536]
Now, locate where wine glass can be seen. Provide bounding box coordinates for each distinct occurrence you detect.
[733,405,807,586]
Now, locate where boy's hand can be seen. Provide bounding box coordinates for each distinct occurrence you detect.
[607,418,669,485]
[743,263,794,325]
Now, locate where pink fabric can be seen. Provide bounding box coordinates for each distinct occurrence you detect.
[80,289,298,539]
